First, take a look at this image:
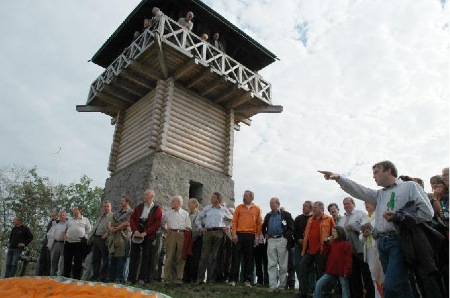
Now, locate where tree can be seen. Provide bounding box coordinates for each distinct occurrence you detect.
[0,165,104,276]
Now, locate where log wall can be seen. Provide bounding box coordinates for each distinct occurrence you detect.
[164,80,230,175]
[113,88,158,172]
[109,78,233,176]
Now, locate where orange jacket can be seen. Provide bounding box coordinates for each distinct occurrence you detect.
[232,203,262,235]
[301,213,335,256]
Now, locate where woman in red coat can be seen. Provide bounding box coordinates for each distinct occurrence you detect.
[314,225,352,298]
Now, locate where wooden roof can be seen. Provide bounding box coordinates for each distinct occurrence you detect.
[91,0,278,71]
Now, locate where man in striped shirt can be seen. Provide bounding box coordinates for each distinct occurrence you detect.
[319,160,433,298]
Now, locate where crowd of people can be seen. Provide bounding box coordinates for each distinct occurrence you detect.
[3,161,449,298]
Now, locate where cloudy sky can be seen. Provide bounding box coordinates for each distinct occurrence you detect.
[0,0,448,215]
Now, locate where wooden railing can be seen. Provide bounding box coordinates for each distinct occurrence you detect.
[88,14,272,104]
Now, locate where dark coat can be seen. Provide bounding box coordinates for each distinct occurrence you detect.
[129,203,162,241]
[393,201,445,275]
[262,209,294,248]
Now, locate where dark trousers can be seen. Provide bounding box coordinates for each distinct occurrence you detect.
[108,240,130,282]
[5,248,23,278]
[349,253,375,298]
[298,252,327,295]
[128,237,154,283]
[37,239,51,276]
[287,247,296,289]
[183,236,202,282]
[230,233,255,283]
[254,242,268,285]
[198,230,224,282]
[91,236,109,281]
[63,242,84,279]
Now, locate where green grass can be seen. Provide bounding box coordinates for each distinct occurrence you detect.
[136,282,298,298]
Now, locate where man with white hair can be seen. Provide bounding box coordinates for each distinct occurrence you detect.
[339,197,374,298]
[49,210,67,276]
[262,197,294,293]
[127,189,162,285]
[162,195,191,284]
[178,11,194,31]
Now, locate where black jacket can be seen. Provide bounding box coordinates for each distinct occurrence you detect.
[9,225,33,249]
[394,201,445,275]
[262,210,294,248]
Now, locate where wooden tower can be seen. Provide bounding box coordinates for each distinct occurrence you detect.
[76,0,282,206]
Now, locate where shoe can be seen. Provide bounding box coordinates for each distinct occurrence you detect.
[229,281,236,286]
[244,281,252,288]
[268,288,277,293]
[137,279,145,286]
[278,287,285,293]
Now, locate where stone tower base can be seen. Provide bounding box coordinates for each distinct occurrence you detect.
[104,152,234,209]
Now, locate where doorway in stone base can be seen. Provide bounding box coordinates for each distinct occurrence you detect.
[189,180,203,204]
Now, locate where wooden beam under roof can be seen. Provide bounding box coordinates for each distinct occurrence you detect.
[96,92,129,110]
[113,77,147,98]
[156,34,169,79]
[214,85,238,103]
[234,114,252,126]
[173,58,205,80]
[120,69,152,89]
[226,92,252,109]
[234,105,283,114]
[76,105,117,114]
[187,68,212,89]
[127,61,160,80]
[200,76,227,97]
[104,85,137,104]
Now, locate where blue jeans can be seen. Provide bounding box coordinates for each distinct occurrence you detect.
[5,248,23,278]
[294,243,315,292]
[314,274,349,298]
[108,240,130,282]
[377,236,413,298]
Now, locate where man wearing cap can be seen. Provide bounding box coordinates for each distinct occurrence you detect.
[127,189,162,285]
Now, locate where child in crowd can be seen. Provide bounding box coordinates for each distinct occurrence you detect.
[314,226,352,298]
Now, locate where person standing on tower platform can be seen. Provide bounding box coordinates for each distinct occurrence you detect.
[178,11,194,31]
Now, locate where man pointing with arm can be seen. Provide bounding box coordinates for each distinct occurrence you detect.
[319,160,433,298]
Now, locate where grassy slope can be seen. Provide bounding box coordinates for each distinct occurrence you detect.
[137,282,298,298]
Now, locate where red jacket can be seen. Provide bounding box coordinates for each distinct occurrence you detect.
[322,240,352,276]
[130,204,162,241]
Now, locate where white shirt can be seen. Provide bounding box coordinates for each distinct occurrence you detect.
[163,208,191,230]
[65,216,91,243]
[141,202,154,219]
